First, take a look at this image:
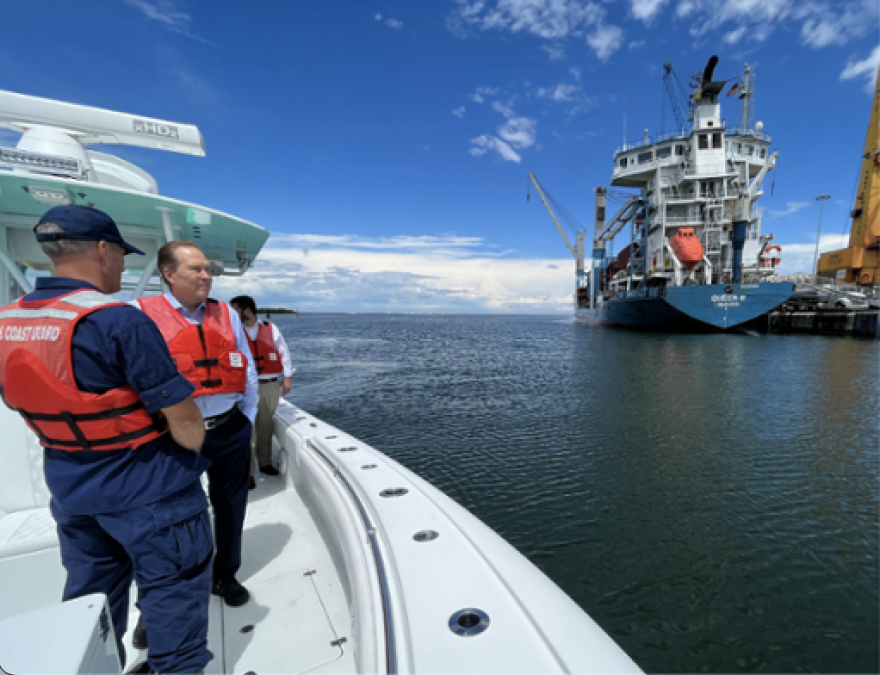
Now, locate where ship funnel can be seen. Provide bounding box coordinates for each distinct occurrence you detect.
[701,56,719,88]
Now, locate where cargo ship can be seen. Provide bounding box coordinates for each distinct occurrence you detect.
[532,56,794,331]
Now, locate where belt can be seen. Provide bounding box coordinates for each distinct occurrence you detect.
[204,404,239,431]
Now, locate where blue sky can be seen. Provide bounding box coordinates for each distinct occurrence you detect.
[1,0,878,312]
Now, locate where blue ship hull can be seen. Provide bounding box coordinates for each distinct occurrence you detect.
[575,282,795,332]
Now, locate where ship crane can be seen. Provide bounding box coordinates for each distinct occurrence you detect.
[662,62,693,134]
[527,172,587,297]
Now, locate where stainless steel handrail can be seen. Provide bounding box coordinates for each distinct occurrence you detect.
[305,437,398,675]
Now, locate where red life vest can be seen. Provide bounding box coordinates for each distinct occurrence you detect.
[0,290,167,451]
[137,296,248,398]
[246,322,283,376]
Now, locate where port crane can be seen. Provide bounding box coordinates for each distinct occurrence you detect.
[526,172,587,298]
[817,63,880,286]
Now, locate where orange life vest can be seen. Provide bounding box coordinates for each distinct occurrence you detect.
[137,296,248,398]
[246,322,283,376]
[0,290,167,451]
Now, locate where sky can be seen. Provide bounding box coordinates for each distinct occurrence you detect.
[1,0,878,313]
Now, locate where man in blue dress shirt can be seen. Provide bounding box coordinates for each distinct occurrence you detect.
[0,206,212,674]
[137,240,258,618]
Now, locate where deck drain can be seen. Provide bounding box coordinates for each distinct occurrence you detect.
[339,446,358,452]
[325,435,337,439]
[380,488,408,498]
[240,624,254,634]
[449,609,490,637]
[413,530,439,542]
[310,423,317,427]
[361,464,377,470]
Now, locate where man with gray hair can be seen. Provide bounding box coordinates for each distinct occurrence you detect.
[0,205,213,674]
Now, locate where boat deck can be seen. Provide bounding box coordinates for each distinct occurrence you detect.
[123,474,355,674]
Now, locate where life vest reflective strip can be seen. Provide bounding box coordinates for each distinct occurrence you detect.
[247,322,283,376]
[0,290,167,451]
[137,296,248,398]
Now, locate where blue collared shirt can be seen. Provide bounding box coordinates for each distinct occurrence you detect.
[161,291,258,424]
[13,278,209,515]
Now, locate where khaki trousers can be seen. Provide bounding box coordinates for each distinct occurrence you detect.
[252,378,281,471]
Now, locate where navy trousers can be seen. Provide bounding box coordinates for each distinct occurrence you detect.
[202,407,252,582]
[51,481,213,674]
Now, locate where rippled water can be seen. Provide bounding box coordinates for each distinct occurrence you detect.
[274,313,879,673]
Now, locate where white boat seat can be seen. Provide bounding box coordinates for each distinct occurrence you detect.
[0,404,57,559]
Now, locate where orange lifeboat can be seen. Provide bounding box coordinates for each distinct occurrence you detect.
[760,245,782,268]
[669,228,704,270]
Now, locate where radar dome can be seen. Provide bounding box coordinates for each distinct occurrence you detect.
[755,121,763,131]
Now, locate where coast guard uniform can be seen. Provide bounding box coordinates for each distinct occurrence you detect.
[0,275,213,673]
[138,292,257,589]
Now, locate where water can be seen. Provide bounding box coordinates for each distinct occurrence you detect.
[273,313,878,673]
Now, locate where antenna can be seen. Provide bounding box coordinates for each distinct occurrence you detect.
[738,64,755,133]
[0,90,205,156]
[623,97,627,150]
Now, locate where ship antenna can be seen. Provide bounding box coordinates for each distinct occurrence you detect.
[623,97,627,150]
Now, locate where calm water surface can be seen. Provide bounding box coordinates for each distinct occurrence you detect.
[273,314,878,673]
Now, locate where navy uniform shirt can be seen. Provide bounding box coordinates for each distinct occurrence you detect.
[16,278,210,515]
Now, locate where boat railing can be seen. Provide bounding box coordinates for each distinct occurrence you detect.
[614,130,689,156]
[726,127,772,143]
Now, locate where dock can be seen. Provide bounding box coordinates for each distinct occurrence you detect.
[765,309,880,338]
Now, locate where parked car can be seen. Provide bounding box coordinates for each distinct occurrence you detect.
[818,291,870,310]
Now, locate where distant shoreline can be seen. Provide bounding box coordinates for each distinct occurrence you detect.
[258,307,298,315]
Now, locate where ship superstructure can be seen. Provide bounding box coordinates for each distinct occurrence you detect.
[604,57,777,292]
[533,55,794,332]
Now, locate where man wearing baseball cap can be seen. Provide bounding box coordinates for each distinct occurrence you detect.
[0,205,213,674]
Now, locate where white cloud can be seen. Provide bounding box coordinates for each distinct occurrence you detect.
[470,86,500,104]
[671,0,877,49]
[453,106,466,118]
[498,116,537,148]
[449,0,623,60]
[628,39,646,50]
[769,201,810,218]
[774,234,850,274]
[586,23,623,61]
[536,83,580,102]
[543,43,566,61]
[123,0,212,44]
[630,0,670,24]
[570,66,582,81]
[841,45,880,94]
[470,134,522,162]
[723,26,746,44]
[470,100,537,161]
[212,234,575,313]
[375,12,403,29]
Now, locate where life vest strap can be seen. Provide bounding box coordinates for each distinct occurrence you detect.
[193,358,220,367]
[22,400,146,422]
[18,402,167,451]
[31,424,164,450]
[201,378,223,388]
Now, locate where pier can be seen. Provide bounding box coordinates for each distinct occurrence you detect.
[765,309,880,337]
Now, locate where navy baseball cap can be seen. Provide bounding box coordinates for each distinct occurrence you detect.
[34,205,145,256]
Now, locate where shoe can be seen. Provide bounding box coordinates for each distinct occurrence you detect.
[212,577,250,607]
[126,661,153,674]
[249,476,256,491]
[259,465,280,476]
[132,614,147,650]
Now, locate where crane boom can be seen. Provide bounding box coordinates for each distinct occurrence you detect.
[528,171,576,258]
[817,63,880,285]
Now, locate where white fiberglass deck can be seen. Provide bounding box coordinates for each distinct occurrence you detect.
[124,475,356,675]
